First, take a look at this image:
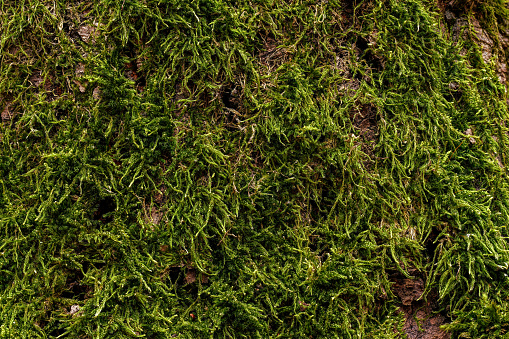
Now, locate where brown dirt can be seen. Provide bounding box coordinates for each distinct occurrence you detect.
[258,35,291,73]
[77,24,98,44]
[392,276,450,339]
[351,103,378,141]
[184,269,196,284]
[184,268,209,285]
[143,186,167,229]
[351,103,379,167]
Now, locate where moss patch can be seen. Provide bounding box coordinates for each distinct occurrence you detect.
[1,0,509,338]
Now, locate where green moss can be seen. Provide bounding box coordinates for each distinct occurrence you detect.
[1,0,509,337]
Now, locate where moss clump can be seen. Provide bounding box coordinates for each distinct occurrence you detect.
[1,0,509,338]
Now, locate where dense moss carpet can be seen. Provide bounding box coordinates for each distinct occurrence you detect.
[2,0,509,337]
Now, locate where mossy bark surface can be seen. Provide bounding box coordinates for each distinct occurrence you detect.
[1,0,509,338]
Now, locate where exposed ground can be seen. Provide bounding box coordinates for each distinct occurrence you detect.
[2,0,509,338]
